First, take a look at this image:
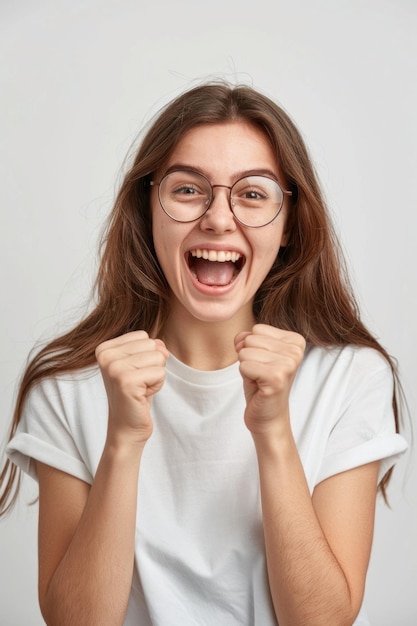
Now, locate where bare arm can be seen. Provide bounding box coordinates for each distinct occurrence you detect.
[37,443,143,625]
[37,331,168,625]
[236,324,379,625]
[253,432,378,625]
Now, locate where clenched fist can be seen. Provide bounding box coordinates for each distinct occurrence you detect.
[235,324,305,435]
[96,331,169,444]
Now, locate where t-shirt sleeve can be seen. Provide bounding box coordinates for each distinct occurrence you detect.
[6,376,93,485]
[316,352,408,485]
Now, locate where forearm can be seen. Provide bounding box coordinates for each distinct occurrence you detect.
[41,439,144,626]
[254,428,355,626]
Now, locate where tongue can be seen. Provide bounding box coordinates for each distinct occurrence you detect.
[192,258,235,286]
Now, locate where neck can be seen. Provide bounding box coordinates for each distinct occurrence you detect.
[160,309,255,371]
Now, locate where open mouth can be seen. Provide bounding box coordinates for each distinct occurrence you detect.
[187,249,245,286]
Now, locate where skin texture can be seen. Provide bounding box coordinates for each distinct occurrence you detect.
[36,122,379,626]
[151,122,289,368]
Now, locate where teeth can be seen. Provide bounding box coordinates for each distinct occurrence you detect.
[190,249,241,263]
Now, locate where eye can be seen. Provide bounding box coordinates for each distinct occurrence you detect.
[170,183,208,205]
[242,189,267,200]
[173,184,200,196]
[232,175,278,208]
[163,171,210,202]
[235,186,269,205]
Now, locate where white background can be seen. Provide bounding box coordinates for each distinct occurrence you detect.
[0,1,416,624]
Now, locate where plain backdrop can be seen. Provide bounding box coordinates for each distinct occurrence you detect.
[0,1,416,624]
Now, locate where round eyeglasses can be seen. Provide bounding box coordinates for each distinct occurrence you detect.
[150,168,292,228]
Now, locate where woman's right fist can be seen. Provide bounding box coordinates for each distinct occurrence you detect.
[95,331,169,444]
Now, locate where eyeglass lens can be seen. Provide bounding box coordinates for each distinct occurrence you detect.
[158,170,284,227]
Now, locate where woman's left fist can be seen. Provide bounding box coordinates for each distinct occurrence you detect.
[235,324,306,434]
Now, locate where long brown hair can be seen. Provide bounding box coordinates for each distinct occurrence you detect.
[0,81,402,514]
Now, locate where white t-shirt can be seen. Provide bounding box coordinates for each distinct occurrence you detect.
[7,344,407,625]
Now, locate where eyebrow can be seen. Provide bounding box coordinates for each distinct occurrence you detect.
[163,163,281,183]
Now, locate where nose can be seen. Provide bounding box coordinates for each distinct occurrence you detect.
[200,185,236,233]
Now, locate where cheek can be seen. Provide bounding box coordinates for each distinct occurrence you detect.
[152,215,167,264]
[152,216,187,277]
[254,226,285,261]
[152,203,169,246]
[153,223,170,269]
[151,199,181,278]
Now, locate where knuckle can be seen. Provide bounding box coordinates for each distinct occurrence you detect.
[105,359,124,379]
[95,347,110,368]
[271,370,286,389]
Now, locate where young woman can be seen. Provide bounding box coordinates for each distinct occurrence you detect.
[1,82,407,625]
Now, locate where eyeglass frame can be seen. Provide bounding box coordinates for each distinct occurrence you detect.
[149,167,293,228]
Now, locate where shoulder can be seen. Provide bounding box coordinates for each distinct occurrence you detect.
[10,366,106,484]
[32,365,103,392]
[300,344,392,383]
[292,344,395,419]
[25,366,106,415]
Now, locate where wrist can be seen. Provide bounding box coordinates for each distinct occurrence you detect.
[246,405,292,438]
[104,428,149,459]
[251,420,296,459]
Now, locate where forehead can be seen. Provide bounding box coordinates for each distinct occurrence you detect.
[163,121,280,180]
